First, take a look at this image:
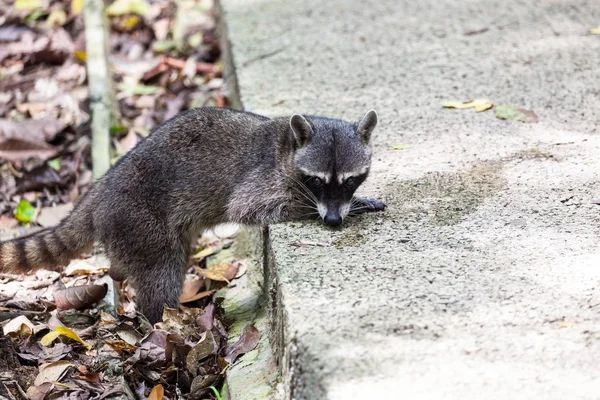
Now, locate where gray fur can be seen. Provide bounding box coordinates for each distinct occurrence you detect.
[0,107,384,323]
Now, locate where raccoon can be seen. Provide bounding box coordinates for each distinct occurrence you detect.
[0,108,384,323]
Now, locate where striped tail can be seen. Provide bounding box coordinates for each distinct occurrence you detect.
[0,190,97,273]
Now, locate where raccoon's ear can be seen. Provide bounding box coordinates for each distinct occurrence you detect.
[357,109,378,143]
[290,114,313,148]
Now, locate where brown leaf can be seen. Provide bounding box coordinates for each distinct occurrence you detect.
[148,384,164,400]
[72,371,101,384]
[106,339,137,354]
[190,374,219,394]
[186,330,217,376]
[194,303,214,332]
[26,382,54,400]
[37,203,73,228]
[64,257,109,276]
[181,290,213,304]
[53,284,108,310]
[117,130,141,154]
[0,138,56,162]
[0,215,18,229]
[15,102,46,116]
[16,165,67,193]
[195,263,238,283]
[224,325,260,364]
[3,315,35,338]
[0,116,67,142]
[34,360,73,386]
[179,277,205,303]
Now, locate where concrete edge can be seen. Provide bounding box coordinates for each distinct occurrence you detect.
[215,3,285,397]
[215,227,282,400]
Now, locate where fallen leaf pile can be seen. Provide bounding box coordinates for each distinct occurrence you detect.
[0,226,258,399]
[0,0,226,229]
[109,0,225,153]
[0,0,91,228]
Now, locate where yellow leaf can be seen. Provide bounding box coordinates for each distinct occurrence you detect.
[73,50,87,62]
[148,384,164,400]
[40,327,92,350]
[589,27,600,35]
[46,9,67,27]
[192,246,216,261]
[40,331,62,346]
[14,0,42,10]
[441,98,493,112]
[124,15,140,28]
[106,0,150,17]
[195,263,239,283]
[71,0,84,15]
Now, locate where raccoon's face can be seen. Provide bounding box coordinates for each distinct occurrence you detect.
[290,110,377,227]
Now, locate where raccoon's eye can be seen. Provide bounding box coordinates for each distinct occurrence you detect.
[345,177,356,187]
[309,177,323,187]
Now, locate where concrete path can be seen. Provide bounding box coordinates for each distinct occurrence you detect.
[219,0,600,398]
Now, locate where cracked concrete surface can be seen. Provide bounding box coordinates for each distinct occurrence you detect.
[219,0,600,398]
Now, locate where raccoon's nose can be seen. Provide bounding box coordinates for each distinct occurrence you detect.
[324,214,342,227]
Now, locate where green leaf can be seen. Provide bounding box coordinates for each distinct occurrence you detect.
[187,33,203,48]
[15,200,35,223]
[47,158,61,171]
[25,9,47,23]
[209,386,222,400]
[117,83,160,95]
[494,105,538,123]
[152,40,175,53]
[14,0,42,10]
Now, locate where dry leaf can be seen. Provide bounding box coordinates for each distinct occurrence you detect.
[0,214,19,229]
[117,130,141,154]
[106,339,137,353]
[71,0,84,15]
[26,382,54,400]
[2,315,35,338]
[194,263,238,282]
[0,116,68,142]
[34,360,74,386]
[186,330,217,376]
[181,290,213,303]
[494,105,538,123]
[148,384,164,400]
[192,246,217,261]
[53,283,108,310]
[40,326,93,350]
[37,203,73,228]
[46,10,68,28]
[0,138,56,162]
[180,278,205,303]
[64,258,109,276]
[441,98,493,112]
[224,325,260,364]
[14,0,42,10]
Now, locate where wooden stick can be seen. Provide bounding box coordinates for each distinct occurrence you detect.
[83,0,112,180]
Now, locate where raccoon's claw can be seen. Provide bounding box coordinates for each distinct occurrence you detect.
[352,197,386,214]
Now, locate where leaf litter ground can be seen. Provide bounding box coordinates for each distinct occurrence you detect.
[0,0,255,399]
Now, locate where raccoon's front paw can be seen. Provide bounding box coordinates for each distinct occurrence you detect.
[352,197,386,214]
